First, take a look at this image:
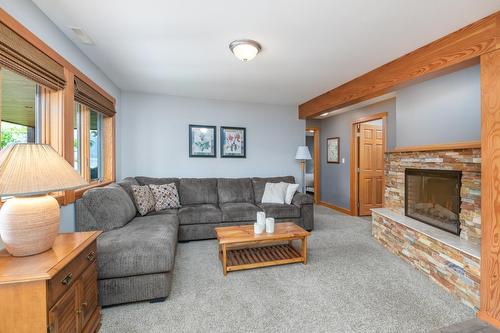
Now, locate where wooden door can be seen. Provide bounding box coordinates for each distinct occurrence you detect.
[358,123,384,215]
[48,283,80,333]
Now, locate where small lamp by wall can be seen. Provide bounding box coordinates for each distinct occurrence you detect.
[0,144,88,256]
[295,146,312,193]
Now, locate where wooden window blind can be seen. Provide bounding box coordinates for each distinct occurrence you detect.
[0,22,65,90]
[74,77,115,117]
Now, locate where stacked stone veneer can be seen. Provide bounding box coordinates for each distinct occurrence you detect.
[385,148,481,243]
[372,211,480,310]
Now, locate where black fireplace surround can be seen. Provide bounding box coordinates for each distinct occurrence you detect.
[405,168,462,235]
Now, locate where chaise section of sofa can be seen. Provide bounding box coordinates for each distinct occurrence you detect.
[75,183,178,306]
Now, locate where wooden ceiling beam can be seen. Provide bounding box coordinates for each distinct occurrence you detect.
[299,11,500,119]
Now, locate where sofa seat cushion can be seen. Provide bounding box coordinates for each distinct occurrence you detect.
[179,178,218,205]
[221,203,261,222]
[217,178,254,204]
[97,214,178,279]
[178,204,222,225]
[257,203,301,219]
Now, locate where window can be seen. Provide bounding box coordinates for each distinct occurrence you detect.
[89,109,103,181]
[73,103,81,171]
[0,69,41,148]
[73,102,105,182]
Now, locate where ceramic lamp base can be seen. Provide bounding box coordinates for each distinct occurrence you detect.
[0,194,60,256]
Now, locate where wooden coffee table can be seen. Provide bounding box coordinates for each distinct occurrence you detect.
[214,222,310,276]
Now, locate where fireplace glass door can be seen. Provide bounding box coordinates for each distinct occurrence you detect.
[405,168,461,235]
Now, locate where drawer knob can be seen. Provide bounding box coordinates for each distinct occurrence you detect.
[87,251,96,262]
[61,273,73,285]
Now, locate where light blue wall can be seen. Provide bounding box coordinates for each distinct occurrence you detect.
[396,65,480,147]
[320,99,396,208]
[118,92,305,184]
[0,0,121,238]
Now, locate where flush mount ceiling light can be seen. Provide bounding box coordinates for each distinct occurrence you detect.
[229,39,262,62]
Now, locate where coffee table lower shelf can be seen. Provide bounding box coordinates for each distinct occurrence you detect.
[220,244,306,274]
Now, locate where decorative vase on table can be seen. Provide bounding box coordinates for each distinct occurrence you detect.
[0,144,88,256]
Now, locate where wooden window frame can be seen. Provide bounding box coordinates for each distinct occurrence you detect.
[0,9,117,206]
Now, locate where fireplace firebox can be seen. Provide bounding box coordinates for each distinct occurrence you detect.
[405,168,462,235]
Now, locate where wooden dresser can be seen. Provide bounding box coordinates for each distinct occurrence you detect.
[0,231,102,333]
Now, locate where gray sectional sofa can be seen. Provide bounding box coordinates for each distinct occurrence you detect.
[75,176,313,306]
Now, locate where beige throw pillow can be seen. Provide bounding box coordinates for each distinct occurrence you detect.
[148,183,181,211]
[261,182,289,204]
[281,182,300,205]
[131,185,155,216]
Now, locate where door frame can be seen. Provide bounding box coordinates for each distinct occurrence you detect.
[349,112,387,216]
[306,127,320,203]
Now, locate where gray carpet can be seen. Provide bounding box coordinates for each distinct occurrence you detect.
[101,205,474,333]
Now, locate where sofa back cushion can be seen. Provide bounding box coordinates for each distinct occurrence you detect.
[217,178,254,204]
[117,177,140,204]
[252,176,295,203]
[136,176,180,190]
[81,184,137,232]
[179,178,218,205]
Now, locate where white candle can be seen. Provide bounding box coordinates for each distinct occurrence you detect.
[265,217,275,233]
[254,222,264,234]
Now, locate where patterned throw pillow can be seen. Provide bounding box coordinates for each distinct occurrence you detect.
[148,183,181,211]
[131,185,155,216]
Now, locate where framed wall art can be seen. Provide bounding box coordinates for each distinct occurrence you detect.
[220,126,246,158]
[327,137,340,163]
[189,124,216,157]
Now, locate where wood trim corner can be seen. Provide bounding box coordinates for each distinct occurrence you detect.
[352,112,388,125]
[318,201,352,215]
[477,311,500,329]
[74,181,113,201]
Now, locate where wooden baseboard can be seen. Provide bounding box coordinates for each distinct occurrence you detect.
[477,311,500,329]
[318,201,352,215]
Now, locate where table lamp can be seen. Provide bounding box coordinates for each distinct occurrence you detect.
[295,146,312,193]
[0,144,88,256]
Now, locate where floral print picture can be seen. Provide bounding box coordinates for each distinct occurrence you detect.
[189,125,216,157]
[220,127,246,158]
[327,137,340,163]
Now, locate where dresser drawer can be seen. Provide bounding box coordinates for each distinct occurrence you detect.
[48,241,97,308]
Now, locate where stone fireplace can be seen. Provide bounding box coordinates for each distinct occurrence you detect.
[371,147,481,310]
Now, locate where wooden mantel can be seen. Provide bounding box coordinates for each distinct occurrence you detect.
[299,11,500,119]
[387,141,481,153]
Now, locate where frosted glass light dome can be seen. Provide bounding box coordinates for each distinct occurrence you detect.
[229,40,262,62]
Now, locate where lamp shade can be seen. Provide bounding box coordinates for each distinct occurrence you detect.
[0,143,88,196]
[295,146,312,160]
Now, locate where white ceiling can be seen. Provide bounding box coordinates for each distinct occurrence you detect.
[33,0,500,106]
